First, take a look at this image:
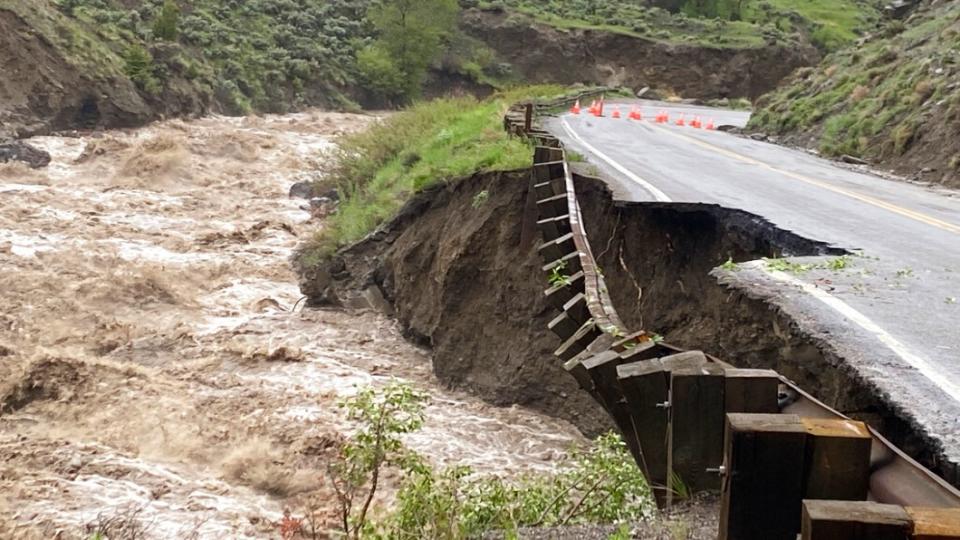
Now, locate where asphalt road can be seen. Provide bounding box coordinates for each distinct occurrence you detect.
[546,100,960,465]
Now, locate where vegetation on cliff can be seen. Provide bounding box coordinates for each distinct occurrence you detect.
[476,0,882,50]
[300,85,571,264]
[748,0,960,186]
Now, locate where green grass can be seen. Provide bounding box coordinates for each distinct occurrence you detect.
[301,85,568,261]
[477,0,881,51]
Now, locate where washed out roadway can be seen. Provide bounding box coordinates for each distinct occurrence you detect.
[547,100,960,470]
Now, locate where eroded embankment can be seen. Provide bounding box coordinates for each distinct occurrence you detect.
[302,167,952,482]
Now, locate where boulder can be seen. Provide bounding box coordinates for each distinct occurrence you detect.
[0,141,51,168]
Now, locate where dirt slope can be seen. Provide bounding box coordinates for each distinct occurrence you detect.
[461,8,819,99]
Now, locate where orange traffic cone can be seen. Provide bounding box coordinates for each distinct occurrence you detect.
[612,107,621,119]
[691,116,702,129]
[706,118,716,130]
[629,106,642,121]
[659,110,670,124]
[675,113,686,127]
[571,100,581,115]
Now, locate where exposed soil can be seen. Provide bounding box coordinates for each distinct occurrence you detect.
[461,8,819,100]
[0,113,590,539]
[300,165,959,490]
[0,9,205,139]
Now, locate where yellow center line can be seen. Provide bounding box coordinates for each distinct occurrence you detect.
[647,123,960,235]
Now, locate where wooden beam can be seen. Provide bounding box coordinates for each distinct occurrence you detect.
[801,418,872,501]
[720,413,807,540]
[906,507,960,539]
[724,368,780,414]
[801,500,911,540]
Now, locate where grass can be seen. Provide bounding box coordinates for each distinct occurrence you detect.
[477,0,881,51]
[299,85,568,263]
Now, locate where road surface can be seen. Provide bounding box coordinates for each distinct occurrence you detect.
[547,100,960,468]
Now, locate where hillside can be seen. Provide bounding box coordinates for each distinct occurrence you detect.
[1,0,882,137]
[748,0,960,187]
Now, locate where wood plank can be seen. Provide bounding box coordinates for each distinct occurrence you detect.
[801,418,872,501]
[617,358,670,504]
[801,500,911,540]
[907,507,960,539]
[542,251,582,275]
[670,363,726,492]
[724,368,780,414]
[720,413,807,540]
[537,231,575,262]
[583,351,645,468]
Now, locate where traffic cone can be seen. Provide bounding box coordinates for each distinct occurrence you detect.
[706,118,716,130]
[675,113,685,127]
[629,106,642,120]
[612,107,621,119]
[691,116,702,129]
[570,100,581,115]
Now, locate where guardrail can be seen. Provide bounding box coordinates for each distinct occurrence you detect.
[504,97,960,539]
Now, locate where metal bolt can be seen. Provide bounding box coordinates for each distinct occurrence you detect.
[655,401,671,409]
[707,465,727,476]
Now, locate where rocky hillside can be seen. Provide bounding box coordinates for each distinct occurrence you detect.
[1,0,878,138]
[460,8,817,100]
[749,0,960,187]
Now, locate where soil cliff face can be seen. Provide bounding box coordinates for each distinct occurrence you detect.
[0,7,207,138]
[298,170,612,436]
[461,8,819,99]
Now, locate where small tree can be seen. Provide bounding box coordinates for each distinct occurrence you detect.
[365,0,459,103]
[153,0,180,41]
[123,45,161,94]
[328,381,428,538]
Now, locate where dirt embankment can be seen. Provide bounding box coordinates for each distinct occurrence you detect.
[461,8,819,100]
[0,9,206,139]
[300,168,954,481]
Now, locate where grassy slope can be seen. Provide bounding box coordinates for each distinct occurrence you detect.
[480,0,881,51]
[0,0,128,79]
[299,85,571,264]
[749,1,960,184]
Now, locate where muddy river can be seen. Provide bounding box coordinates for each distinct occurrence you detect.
[0,112,585,538]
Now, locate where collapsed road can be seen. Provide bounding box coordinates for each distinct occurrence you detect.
[548,100,960,482]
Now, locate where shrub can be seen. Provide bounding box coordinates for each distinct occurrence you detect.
[152,0,179,41]
[123,45,161,94]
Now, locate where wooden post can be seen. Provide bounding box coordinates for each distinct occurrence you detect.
[670,362,726,493]
[583,351,644,469]
[801,418,872,501]
[724,368,780,413]
[720,413,807,540]
[617,358,670,504]
[906,507,960,539]
[801,500,911,540]
[524,103,533,132]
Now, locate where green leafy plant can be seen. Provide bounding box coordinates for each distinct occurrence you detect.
[548,260,573,288]
[328,381,429,538]
[471,189,490,208]
[123,45,161,95]
[720,256,739,271]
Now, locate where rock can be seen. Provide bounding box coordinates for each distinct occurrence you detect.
[920,167,935,174]
[288,181,313,199]
[0,141,51,169]
[749,133,769,141]
[840,154,869,165]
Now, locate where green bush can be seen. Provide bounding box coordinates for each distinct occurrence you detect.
[123,44,161,94]
[152,0,178,41]
[357,45,407,105]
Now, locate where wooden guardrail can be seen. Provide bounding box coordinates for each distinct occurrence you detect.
[504,95,960,539]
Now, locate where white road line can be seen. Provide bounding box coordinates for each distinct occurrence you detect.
[744,261,960,403]
[560,117,672,203]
